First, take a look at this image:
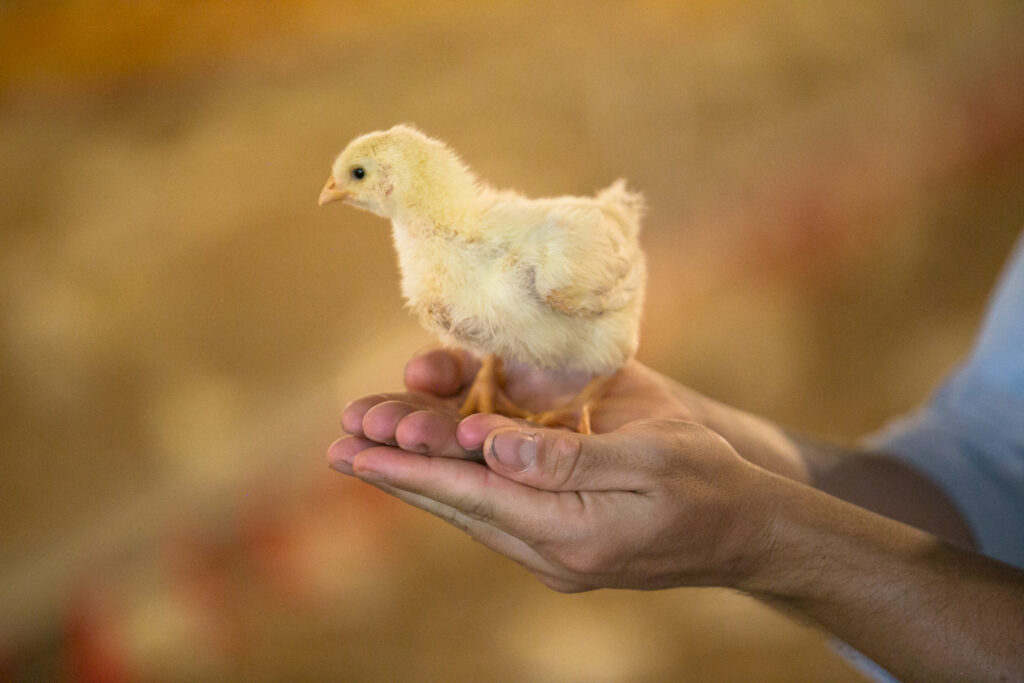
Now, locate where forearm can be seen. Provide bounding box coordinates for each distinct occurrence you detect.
[787,431,975,549]
[740,475,1024,683]
[684,384,974,548]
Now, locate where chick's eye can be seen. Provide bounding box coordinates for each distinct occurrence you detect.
[351,167,366,180]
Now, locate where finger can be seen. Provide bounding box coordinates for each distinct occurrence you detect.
[366,479,562,576]
[350,446,561,542]
[482,424,659,492]
[326,435,380,475]
[404,348,480,396]
[395,410,478,460]
[362,400,419,445]
[456,413,522,451]
[341,393,408,435]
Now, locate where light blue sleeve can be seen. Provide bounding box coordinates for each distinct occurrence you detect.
[870,230,1024,569]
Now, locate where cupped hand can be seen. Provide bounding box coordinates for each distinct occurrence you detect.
[326,348,794,590]
[329,413,778,592]
[334,348,805,482]
[334,348,699,466]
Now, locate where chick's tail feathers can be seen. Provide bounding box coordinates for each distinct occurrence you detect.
[597,179,645,238]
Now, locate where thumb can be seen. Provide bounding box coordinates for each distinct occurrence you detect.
[483,424,660,492]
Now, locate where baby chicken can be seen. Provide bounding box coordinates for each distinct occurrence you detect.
[319,124,645,433]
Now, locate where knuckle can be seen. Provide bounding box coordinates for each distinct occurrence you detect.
[543,435,586,488]
[629,418,722,471]
[633,417,698,440]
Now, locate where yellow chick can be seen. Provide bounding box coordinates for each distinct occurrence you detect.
[319,124,645,433]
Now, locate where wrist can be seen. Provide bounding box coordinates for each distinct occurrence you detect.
[704,463,789,591]
[728,473,851,602]
[729,472,934,604]
[698,398,810,484]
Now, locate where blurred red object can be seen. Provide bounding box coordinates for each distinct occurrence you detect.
[64,590,131,683]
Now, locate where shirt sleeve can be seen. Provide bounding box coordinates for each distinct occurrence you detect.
[869,231,1024,570]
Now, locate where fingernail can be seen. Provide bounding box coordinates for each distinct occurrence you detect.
[326,438,359,466]
[352,458,385,481]
[329,461,353,475]
[491,430,537,472]
[354,467,384,482]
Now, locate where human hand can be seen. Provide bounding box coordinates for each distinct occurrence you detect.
[336,348,697,463]
[328,415,778,592]
[338,348,806,482]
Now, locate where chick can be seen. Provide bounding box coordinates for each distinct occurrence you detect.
[319,124,645,433]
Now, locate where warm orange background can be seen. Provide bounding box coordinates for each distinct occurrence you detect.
[2,2,1023,680]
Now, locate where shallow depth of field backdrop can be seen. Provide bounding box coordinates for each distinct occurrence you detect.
[2,2,1023,681]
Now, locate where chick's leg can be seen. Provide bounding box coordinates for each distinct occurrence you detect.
[459,354,497,417]
[527,373,616,435]
[459,355,530,419]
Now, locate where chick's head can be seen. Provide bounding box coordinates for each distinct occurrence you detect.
[318,124,478,222]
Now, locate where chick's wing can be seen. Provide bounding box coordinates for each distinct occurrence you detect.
[525,200,644,318]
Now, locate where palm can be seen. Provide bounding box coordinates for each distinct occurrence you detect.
[339,352,697,462]
[500,359,693,433]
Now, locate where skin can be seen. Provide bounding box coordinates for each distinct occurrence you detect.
[328,349,1024,682]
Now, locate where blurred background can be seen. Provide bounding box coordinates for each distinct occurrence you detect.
[2,1,1023,680]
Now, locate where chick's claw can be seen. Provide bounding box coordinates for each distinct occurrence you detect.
[524,373,616,434]
[458,354,531,420]
[494,391,531,419]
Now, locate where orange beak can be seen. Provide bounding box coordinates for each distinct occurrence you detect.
[318,176,349,206]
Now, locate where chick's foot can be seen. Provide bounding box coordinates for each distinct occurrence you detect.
[459,354,530,419]
[526,373,617,435]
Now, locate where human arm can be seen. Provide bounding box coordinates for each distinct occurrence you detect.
[328,410,1024,682]
[784,431,976,550]
[692,391,976,548]
[332,229,1024,677]
[751,470,1023,683]
[379,348,975,548]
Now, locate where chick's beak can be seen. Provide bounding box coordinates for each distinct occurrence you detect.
[318,176,349,206]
